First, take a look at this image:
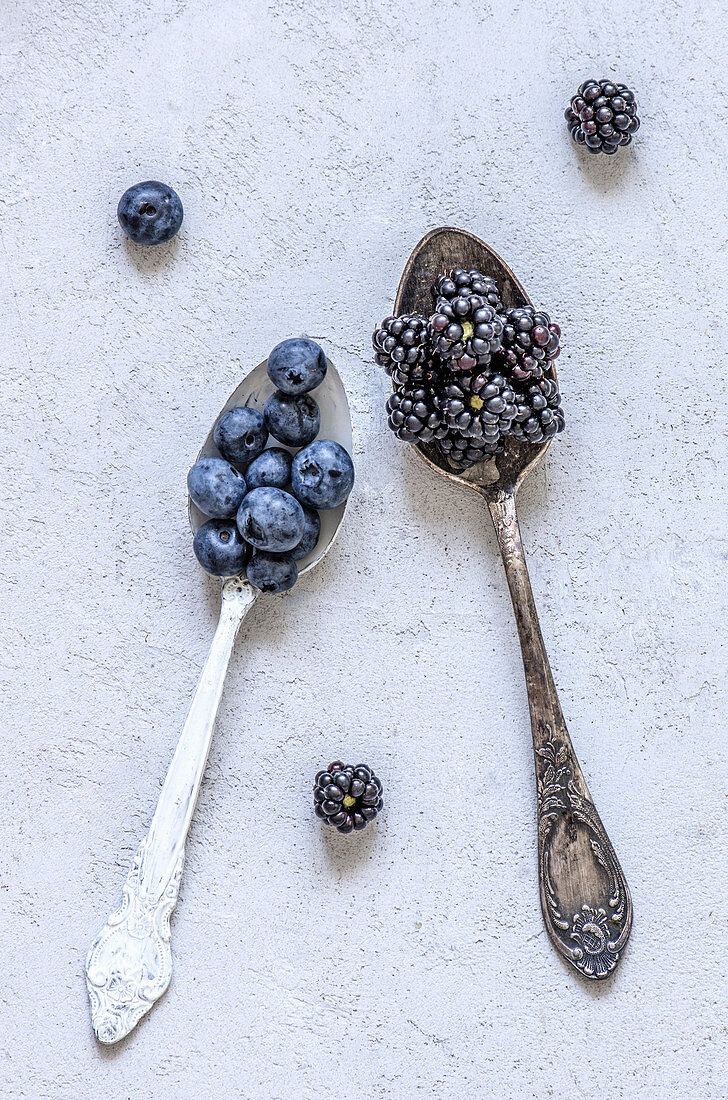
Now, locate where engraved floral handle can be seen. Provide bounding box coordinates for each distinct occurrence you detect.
[86,576,257,1043]
[486,488,632,979]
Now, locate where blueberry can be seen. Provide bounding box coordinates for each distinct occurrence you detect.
[264,391,320,447]
[244,447,292,490]
[246,550,298,594]
[291,440,354,510]
[237,486,304,552]
[187,457,247,518]
[290,505,321,560]
[117,181,183,246]
[193,519,250,577]
[267,338,327,395]
[214,407,268,466]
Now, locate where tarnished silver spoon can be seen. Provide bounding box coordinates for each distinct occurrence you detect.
[395,228,632,979]
[86,354,353,1043]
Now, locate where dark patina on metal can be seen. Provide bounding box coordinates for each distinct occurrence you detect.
[394,227,632,980]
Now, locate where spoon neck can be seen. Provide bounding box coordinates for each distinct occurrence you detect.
[486,489,564,744]
[139,577,255,903]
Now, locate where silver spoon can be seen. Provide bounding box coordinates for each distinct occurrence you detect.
[395,228,632,979]
[86,355,353,1043]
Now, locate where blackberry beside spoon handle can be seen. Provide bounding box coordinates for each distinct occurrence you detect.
[487,488,632,979]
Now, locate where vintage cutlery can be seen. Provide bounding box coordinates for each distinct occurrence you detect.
[394,227,632,979]
[86,356,353,1043]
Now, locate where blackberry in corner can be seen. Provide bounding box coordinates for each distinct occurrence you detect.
[386,383,447,443]
[501,306,560,381]
[512,377,565,444]
[565,80,640,155]
[442,371,518,445]
[373,314,429,375]
[433,268,503,313]
[430,293,504,373]
[314,762,383,833]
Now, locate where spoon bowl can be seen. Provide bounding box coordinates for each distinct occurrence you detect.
[395,226,556,496]
[189,354,353,573]
[391,229,632,980]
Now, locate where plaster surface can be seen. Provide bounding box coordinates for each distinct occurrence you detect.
[1,1,727,1097]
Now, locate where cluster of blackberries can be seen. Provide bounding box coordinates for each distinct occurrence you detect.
[374,268,564,470]
[565,80,639,155]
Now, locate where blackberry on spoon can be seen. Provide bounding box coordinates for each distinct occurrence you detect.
[386,383,447,444]
[433,268,503,313]
[501,306,560,382]
[429,292,504,373]
[372,314,430,375]
[511,377,565,444]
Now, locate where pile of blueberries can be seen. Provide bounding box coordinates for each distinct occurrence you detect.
[188,338,354,594]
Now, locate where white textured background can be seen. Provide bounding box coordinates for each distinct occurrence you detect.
[2,0,727,1097]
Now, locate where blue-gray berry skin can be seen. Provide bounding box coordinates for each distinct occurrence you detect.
[291,439,354,509]
[117,181,183,245]
[246,550,298,593]
[193,519,250,577]
[267,338,327,395]
[290,505,321,561]
[264,391,320,447]
[237,486,304,552]
[244,447,292,491]
[187,457,247,518]
[213,407,268,466]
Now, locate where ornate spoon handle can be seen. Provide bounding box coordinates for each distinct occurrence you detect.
[86,577,257,1043]
[486,488,632,979]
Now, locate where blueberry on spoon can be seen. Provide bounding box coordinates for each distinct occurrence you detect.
[267,337,327,394]
[192,519,250,576]
[237,486,305,552]
[214,406,268,466]
[264,391,320,447]
[246,550,298,593]
[291,439,355,509]
[244,448,292,491]
[187,457,247,518]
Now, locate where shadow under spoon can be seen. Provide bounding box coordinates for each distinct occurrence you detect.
[396,227,632,980]
[85,357,353,1044]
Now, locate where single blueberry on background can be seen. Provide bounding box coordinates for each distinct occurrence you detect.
[246,550,298,594]
[117,181,183,245]
[244,447,292,491]
[193,519,250,576]
[290,504,321,561]
[237,486,305,552]
[267,338,328,395]
[214,406,268,466]
[291,439,354,509]
[187,457,247,518]
[264,390,320,447]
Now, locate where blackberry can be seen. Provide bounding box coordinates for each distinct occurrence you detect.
[389,351,444,391]
[442,371,517,446]
[373,314,429,375]
[501,307,561,381]
[438,427,500,470]
[314,761,383,833]
[512,378,565,444]
[565,80,640,155]
[429,294,504,373]
[386,383,447,443]
[432,268,503,313]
